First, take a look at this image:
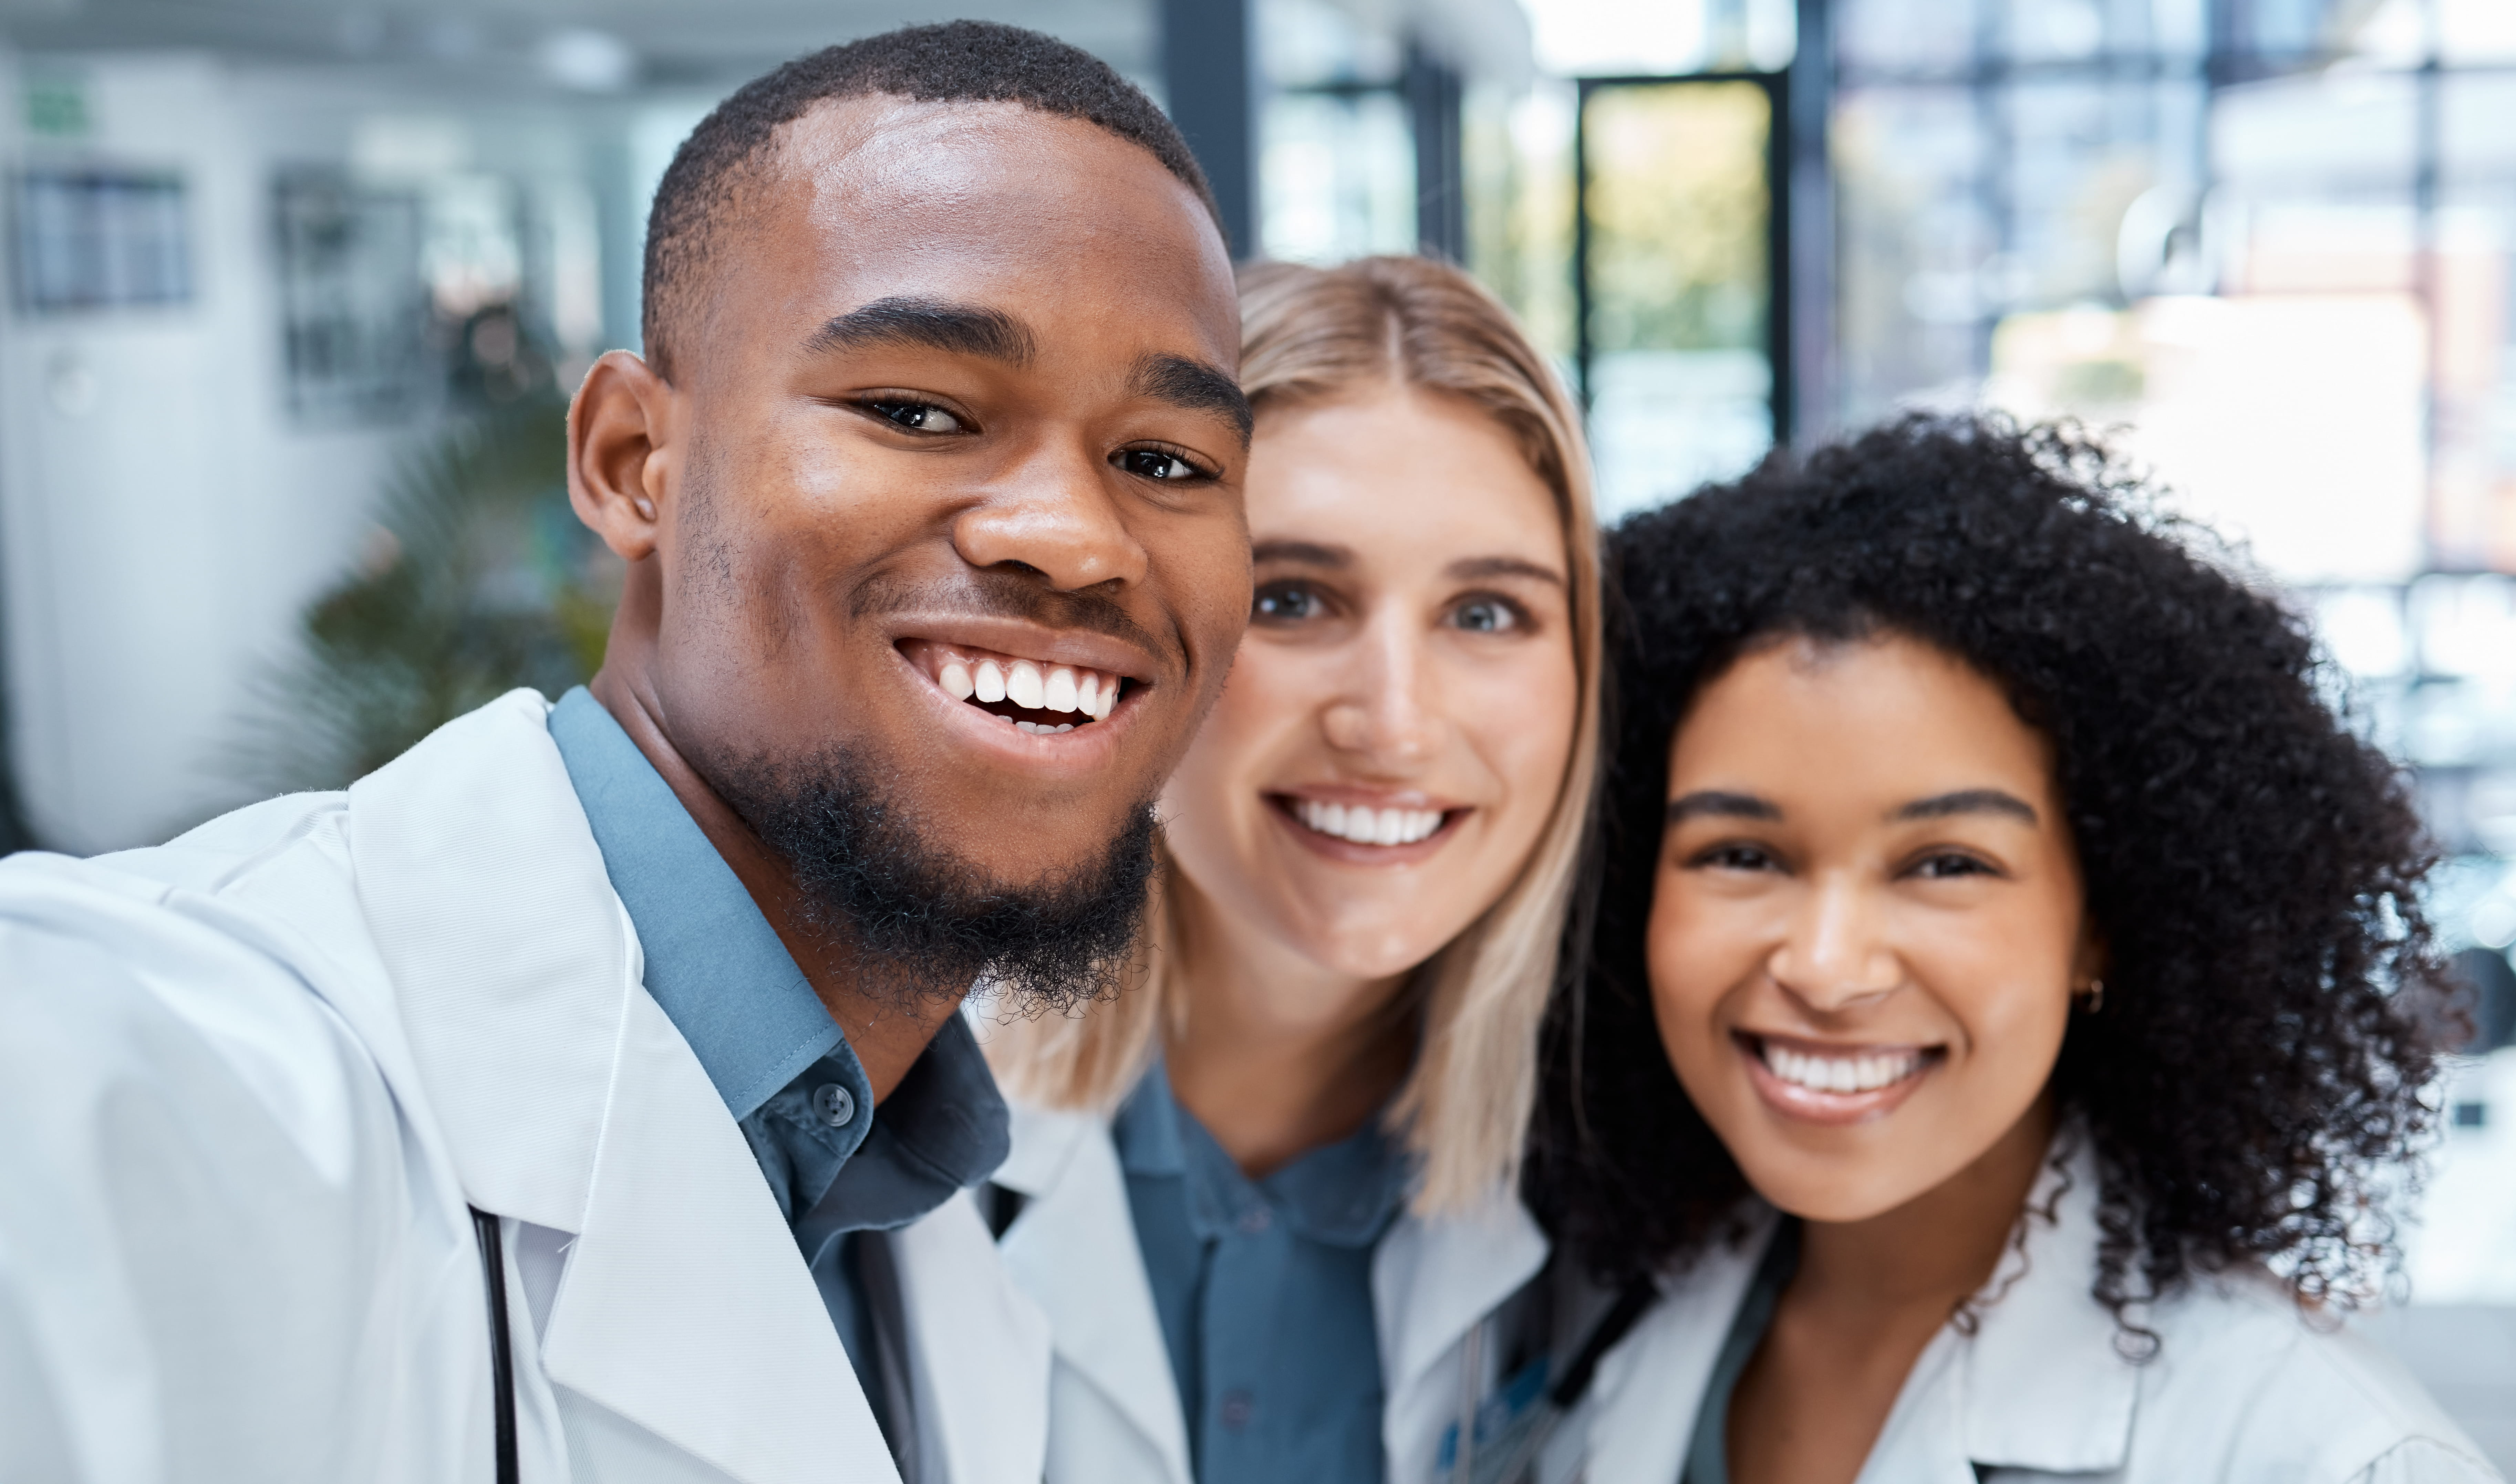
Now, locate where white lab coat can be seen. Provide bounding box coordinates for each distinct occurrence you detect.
[0,689,1050,1484]
[989,1102,1549,1484]
[1564,1142,2502,1484]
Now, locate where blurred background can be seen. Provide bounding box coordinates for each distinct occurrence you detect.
[0,0,2510,1453]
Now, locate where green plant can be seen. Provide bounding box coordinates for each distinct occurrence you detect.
[230,393,620,794]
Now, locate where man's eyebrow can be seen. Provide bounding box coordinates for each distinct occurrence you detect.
[1251,540,1350,568]
[1131,353,1255,442]
[1447,555,1566,587]
[804,296,1037,365]
[1892,789,2039,824]
[1668,790,1782,824]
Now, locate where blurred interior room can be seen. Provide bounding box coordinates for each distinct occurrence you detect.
[1,0,2511,1459]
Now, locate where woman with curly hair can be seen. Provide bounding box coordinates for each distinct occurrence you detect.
[1525,416,2494,1484]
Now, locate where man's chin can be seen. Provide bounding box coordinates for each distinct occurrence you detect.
[703,738,1159,1017]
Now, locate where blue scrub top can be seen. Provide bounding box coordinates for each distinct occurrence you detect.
[1115,1063,1411,1484]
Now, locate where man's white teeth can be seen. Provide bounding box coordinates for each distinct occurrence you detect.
[914,642,1121,722]
[1013,720,1075,734]
[1761,1043,1924,1094]
[1294,800,1445,846]
[1007,660,1046,710]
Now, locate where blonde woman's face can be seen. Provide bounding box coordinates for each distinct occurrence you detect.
[1158,381,1580,981]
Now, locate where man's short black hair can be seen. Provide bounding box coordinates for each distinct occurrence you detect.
[641,20,1219,380]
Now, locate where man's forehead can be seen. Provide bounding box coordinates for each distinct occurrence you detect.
[741,98,1238,358]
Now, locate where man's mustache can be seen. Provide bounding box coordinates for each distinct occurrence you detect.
[850,569,1181,673]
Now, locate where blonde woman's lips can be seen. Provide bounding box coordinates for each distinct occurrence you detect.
[1267,790,1468,864]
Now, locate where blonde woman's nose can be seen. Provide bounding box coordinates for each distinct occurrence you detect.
[1320,617,1439,763]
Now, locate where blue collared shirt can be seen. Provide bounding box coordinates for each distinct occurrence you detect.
[548,687,1009,1450]
[1116,1063,1411,1484]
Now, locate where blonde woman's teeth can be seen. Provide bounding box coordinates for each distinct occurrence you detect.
[1760,1042,1925,1094]
[1295,800,1444,846]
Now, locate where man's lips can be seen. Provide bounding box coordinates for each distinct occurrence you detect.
[1734,1030,1946,1127]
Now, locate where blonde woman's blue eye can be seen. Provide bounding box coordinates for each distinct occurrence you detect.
[1453,599,1515,633]
[1253,582,1322,621]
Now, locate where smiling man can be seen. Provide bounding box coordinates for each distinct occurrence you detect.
[0,23,1249,1484]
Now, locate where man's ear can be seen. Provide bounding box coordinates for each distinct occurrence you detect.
[568,350,679,562]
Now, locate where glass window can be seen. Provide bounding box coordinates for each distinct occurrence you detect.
[1581,79,1774,517]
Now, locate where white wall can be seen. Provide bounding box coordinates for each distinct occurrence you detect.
[0,53,406,852]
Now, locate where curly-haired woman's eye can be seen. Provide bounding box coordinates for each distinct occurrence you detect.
[1689,841,1781,874]
[1909,851,1998,881]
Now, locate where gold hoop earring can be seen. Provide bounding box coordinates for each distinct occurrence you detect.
[2079,979,2105,1014]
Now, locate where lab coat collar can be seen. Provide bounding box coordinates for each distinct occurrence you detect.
[1955,1134,2139,1475]
[996,1103,1196,1484]
[1374,1182,1549,1403]
[346,690,894,1484]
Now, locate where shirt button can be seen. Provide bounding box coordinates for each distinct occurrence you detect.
[1237,1205,1272,1235]
[812,1083,856,1128]
[1219,1389,1255,1430]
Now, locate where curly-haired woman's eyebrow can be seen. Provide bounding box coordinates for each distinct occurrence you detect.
[1892,789,2038,824]
[1668,790,1782,823]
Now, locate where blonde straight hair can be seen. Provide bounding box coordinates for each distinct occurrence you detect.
[985,255,1603,1215]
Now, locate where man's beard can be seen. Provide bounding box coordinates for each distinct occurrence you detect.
[706,744,1157,1015]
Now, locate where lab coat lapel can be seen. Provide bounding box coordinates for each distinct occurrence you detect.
[1581,1212,1773,1484]
[1373,1186,1549,1484]
[893,1192,1053,1484]
[350,689,895,1484]
[1954,1142,2136,1476]
[996,1105,1195,1484]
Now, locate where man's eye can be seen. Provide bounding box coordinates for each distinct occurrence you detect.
[1116,448,1205,481]
[1450,597,1521,634]
[869,400,963,433]
[1253,582,1324,623]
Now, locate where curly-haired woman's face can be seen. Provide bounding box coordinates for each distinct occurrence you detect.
[1158,380,1578,986]
[1646,633,2097,1223]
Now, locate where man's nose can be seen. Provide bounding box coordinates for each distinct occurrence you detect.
[951,447,1150,592]
[1767,872,1902,1013]
[1319,611,1440,764]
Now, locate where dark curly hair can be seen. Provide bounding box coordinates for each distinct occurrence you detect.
[1526,414,2449,1324]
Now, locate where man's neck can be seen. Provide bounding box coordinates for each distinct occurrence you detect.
[588,665,956,1103]
[1160,878,1420,1179]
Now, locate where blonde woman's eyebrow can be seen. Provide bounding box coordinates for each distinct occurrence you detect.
[1251,539,1351,567]
[1446,555,1565,587]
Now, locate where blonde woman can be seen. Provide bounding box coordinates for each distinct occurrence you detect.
[982,255,1601,1484]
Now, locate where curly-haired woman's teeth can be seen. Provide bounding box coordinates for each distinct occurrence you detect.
[1760,1043,1925,1094]
[1294,800,1444,846]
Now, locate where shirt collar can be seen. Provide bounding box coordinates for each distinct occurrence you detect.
[549,687,1009,1230]
[546,686,848,1120]
[1114,1060,1409,1248]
